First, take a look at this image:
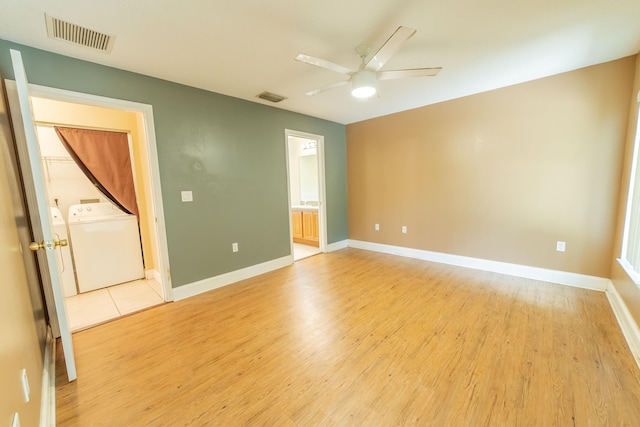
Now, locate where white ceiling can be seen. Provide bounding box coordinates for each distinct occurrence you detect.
[1,0,639,124]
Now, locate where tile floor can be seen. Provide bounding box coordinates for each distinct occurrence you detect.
[65,278,164,332]
[293,243,321,261]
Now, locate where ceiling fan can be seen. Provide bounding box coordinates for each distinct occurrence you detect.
[295,26,442,98]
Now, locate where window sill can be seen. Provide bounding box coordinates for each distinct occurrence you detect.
[617,258,640,287]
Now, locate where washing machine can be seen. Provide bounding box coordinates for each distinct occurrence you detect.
[68,202,144,293]
[50,207,78,297]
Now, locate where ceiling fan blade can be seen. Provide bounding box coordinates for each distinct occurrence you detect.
[304,80,349,96]
[365,26,417,71]
[295,54,354,75]
[378,68,442,80]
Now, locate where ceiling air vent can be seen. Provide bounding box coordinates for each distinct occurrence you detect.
[257,91,287,103]
[45,14,115,53]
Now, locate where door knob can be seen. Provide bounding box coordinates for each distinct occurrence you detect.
[29,239,68,251]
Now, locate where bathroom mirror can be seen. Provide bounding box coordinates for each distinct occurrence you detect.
[299,154,318,203]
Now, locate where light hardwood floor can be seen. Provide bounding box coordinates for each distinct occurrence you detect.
[56,249,640,425]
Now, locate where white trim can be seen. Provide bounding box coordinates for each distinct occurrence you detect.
[617,258,640,286]
[152,269,163,284]
[28,83,151,112]
[39,327,56,427]
[173,255,293,301]
[23,82,174,302]
[348,240,609,291]
[326,239,349,252]
[144,269,162,282]
[317,137,328,253]
[606,280,640,369]
[284,133,295,259]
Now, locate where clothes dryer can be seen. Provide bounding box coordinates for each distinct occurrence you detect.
[67,202,144,293]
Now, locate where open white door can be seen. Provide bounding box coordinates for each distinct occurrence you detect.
[9,49,76,381]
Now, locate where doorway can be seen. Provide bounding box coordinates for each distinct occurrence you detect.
[5,81,172,333]
[285,130,327,261]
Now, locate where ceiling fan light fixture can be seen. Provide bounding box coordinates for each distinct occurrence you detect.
[296,26,440,98]
[351,70,377,98]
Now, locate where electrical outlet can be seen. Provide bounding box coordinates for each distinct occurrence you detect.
[232,242,238,253]
[375,223,380,231]
[402,226,407,234]
[556,241,566,252]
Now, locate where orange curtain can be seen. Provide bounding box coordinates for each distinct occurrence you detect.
[54,127,139,216]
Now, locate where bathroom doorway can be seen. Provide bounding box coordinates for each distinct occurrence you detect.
[285,130,327,261]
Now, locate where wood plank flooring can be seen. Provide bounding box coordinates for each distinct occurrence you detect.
[56,248,640,425]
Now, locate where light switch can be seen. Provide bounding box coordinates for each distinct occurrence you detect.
[181,191,193,202]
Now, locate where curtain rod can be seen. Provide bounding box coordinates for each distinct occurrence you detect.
[34,121,131,134]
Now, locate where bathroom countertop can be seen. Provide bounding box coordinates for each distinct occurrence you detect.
[291,205,319,211]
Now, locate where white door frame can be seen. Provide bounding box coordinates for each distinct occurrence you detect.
[285,129,327,255]
[8,82,173,301]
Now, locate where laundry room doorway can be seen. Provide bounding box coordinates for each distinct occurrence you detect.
[6,81,172,333]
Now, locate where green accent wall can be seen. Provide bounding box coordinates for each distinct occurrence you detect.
[0,39,348,288]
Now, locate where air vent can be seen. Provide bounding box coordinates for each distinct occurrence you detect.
[45,14,115,53]
[257,91,287,103]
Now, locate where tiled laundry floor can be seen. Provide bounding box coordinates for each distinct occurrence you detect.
[65,278,164,332]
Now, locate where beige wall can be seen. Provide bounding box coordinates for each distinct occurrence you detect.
[30,98,159,271]
[347,56,636,278]
[611,54,640,322]
[0,99,43,427]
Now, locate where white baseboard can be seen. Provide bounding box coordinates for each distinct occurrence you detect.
[326,239,349,252]
[145,269,161,281]
[39,327,55,427]
[606,281,640,369]
[348,240,610,291]
[173,255,293,301]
